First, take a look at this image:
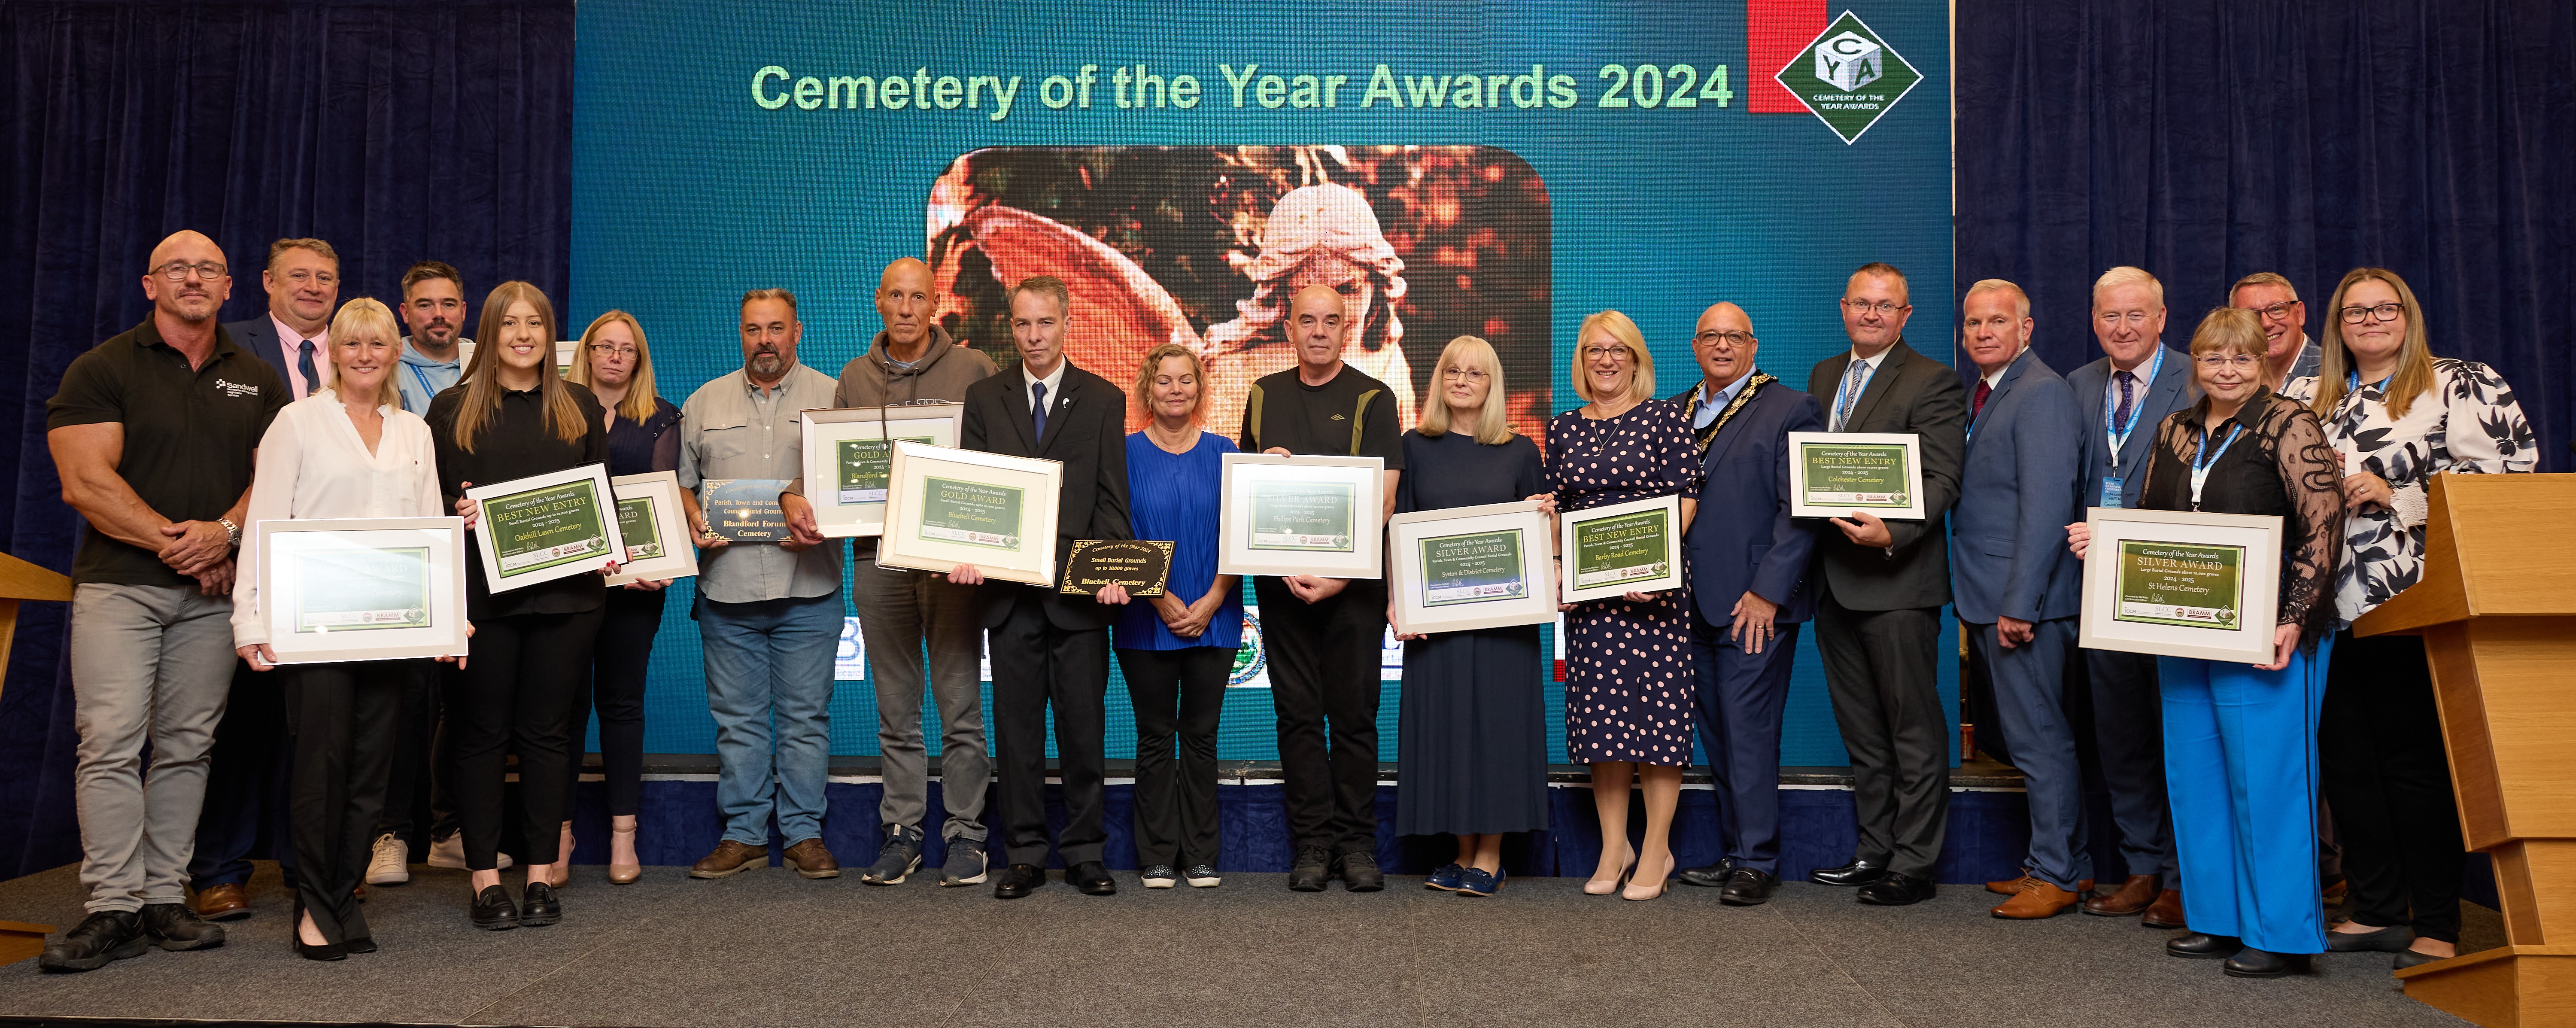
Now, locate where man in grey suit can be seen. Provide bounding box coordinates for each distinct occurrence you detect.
[2064,265,2198,928]
[1803,262,1967,907]
[1950,280,2087,919]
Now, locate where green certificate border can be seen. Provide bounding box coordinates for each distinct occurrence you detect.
[1570,508,1672,589]
[1245,481,1358,552]
[615,496,663,562]
[294,545,431,633]
[483,480,609,578]
[1799,441,1914,508]
[1416,528,1528,608]
[2112,539,2245,630]
[917,476,1024,550]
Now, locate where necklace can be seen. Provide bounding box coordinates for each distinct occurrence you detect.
[1146,420,1196,453]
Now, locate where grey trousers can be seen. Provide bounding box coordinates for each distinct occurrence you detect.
[70,583,239,912]
[851,559,989,843]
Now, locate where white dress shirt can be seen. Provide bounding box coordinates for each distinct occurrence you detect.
[1022,358,1069,420]
[1828,346,1894,431]
[231,389,442,645]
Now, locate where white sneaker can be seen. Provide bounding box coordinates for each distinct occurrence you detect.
[425,832,514,870]
[365,833,411,885]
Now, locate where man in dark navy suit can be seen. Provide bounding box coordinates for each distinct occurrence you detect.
[1667,301,1823,906]
[222,239,340,401]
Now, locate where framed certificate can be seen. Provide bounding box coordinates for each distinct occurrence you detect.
[1558,494,1685,603]
[465,464,625,592]
[1787,432,1927,520]
[605,471,698,586]
[254,517,468,664]
[877,441,1063,586]
[2078,507,2283,663]
[1216,452,1386,578]
[801,402,963,537]
[1388,500,1556,634]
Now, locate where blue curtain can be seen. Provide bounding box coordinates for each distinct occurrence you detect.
[1956,0,2571,471]
[0,0,574,879]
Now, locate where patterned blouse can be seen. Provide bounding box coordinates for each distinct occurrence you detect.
[2137,389,2344,646]
[2284,358,2537,625]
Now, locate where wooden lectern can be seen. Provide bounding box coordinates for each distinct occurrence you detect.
[0,550,70,965]
[2354,474,2576,1028]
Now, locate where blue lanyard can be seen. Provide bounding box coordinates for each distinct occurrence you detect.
[2345,368,2391,394]
[2104,347,2161,469]
[2188,422,2245,511]
[1832,358,1869,430]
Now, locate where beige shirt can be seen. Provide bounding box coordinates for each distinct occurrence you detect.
[678,363,844,603]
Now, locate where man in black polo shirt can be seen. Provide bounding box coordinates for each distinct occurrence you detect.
[38,230,287,972]
[1236,283,1403,893]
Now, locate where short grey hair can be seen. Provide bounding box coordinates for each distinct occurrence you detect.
[740,287,799,315]
[2230,271,2298,303]
[2091,266,2164,308]
[1005,275,1071,318]
[1963,279,2030,320]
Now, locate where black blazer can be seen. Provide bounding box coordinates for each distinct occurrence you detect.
[223,315,305,393]
[960,361,1134,630]
[1804,339,1967,612]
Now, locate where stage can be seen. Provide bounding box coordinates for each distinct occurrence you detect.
[0,859,2496,1028]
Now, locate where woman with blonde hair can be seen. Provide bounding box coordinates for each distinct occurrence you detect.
[1543,311,1700,900]
[1390,336,1550,897]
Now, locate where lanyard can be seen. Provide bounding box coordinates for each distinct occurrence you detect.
[2188,422,2245,511]
[2104,347,2162,469]
[1832,358,1869,431]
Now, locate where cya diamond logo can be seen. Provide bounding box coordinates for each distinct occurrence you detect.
[1774,11,1922,145]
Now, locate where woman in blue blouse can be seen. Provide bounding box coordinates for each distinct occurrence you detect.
[1117,343,1244,889]
[557,310,682,885]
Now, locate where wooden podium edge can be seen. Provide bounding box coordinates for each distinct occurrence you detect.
[2394,944,2576,1028]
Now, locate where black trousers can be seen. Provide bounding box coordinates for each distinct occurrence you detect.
[449,608,601,870]
[565,587,664,818]
[1814,594,1950,879]
[1117,646,1230,868]
[378,661,459,844]
[188,662,294,890]
[282,659,408,944]
[987,592,1109,867]
[2320,630,2465,943]
[1254,576,1385,852]
[2084,647,2179,879]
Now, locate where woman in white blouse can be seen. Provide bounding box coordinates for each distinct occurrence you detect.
[2284,267,2535,970]
[232,297,455,961]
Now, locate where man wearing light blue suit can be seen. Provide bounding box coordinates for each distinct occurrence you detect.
[1666,302,1823,906]
[1949,279,2088,919]
[2064,266,2199,927]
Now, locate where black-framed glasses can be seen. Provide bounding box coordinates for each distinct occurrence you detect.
[1694,330,1756,348]
[2340,302,2404,324]
[154,261,227,280]
[2248,300,2300,321]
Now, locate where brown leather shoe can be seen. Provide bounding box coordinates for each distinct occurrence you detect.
[688,839,767,879]
[1992,879,2082,919]
[2083,874,2161,916]
[192,882,250,921]
[1986,872,2093,896]
[2141,887,2187,929]
[782,838,840,880]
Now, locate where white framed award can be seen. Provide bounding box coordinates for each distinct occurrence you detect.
[253,517,469,664]
[1558,493,1685,604]
[1787,431,1928,520]
[800,402,964,538]
[2078,507,2284,663]
[876,441,1063,586]
[464,463,625,592]
[1388,500,1556,635]
[1217,452,1386,578]
[605,471,698,586]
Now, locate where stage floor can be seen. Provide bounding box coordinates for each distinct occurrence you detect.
[1,861,2491,1028]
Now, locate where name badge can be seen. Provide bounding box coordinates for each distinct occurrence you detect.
[2100,476,2126,509]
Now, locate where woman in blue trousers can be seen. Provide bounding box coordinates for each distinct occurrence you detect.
[2069,307,2343,978]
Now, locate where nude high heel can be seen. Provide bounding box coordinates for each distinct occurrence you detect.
[547,821,573,888]
[1583,842,1637,896]
[608,822,641,885]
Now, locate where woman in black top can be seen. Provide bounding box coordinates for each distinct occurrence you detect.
[426,282,613,929]
[559,309,681,885]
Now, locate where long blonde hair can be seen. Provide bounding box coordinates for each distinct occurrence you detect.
[326,298,404,411]
[2312,267,2435,420]
[1420,335,1514,444]
[567,309,660,423]
[451,281,585,451]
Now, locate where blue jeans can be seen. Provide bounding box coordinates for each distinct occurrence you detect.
[699,590,842,846]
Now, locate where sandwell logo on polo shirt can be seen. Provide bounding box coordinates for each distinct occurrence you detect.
[1775,11,1922,145]
[214,377,262,398]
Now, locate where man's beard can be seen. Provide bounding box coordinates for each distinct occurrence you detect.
[750,351,785,377]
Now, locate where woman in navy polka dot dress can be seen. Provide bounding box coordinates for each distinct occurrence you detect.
[1545,310,1701,902]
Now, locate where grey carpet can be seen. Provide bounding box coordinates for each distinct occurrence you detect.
[0,862,2489,1028]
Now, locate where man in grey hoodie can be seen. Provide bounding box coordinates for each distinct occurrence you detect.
[784,256,999,886]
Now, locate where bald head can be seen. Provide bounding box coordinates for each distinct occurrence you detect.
[1287,283,1347,376]
[876,256,936,356]
[141,230,230,325]
[1692,301,1759,392]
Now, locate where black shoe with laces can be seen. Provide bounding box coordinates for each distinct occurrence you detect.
[1288,843,1333,892]
[1335,846,1385,892]
[1719,867,1782,906]
[38,911,149,973]
[139,902,225,951]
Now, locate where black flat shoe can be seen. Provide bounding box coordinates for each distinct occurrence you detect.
[2166,932,2239,958]
[2325,923,2413,952]
[342,935,376,955]
[1855,872,1933,906]
[1810,858,1886,887]
[518,882,562,927]
[470,885,519,931]
[1676,858,1738,888]
[993,863,1045,900]
[1071,861,1117,896]
[2394,949,2448,970]
[2224,947,2310,978]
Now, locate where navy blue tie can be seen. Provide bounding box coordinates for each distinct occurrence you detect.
[297,339,321,396]
[1030,380,1048,442]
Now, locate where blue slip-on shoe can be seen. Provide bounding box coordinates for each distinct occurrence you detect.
[1457,867,1504,897]
[1425,863,1466,891]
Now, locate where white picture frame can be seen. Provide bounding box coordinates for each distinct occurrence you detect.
[1216,452,1386,578]
[1388,500,1557,635]
[876,441,1063,586]
[800,402,964,538]
[1558,493,1685,604]
[1787,431,1929,520]
[604,471,698,586]
[2078,507,2284,663]
[254,517,469,664]
[464,463,625,593]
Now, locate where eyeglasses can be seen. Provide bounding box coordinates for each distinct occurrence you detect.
[1693,330,1756,348]
[2195,354,2260,370]
[1580,345,1632,363]
[2340,302,2404,324]
[589,344,639,357]
[1843,300,1906,316]
[1440,367,1489,383]
[154,261,227,281]
[2245,300,2300,321]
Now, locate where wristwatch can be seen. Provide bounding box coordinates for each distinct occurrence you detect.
[218,517,241,547]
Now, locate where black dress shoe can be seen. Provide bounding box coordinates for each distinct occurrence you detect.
[1719,867,1781,906]
[518,882,561,927]
[2325,923,2413,952]
[2224,947,2311,978]
[1810,858,1886,887]
[470,885,519,931]
[993,863,1045,899]
[1071,861,1116,895]
[1855,871,1934,906]
[1676,857,1739,888]
[2166,932,2239,958]
[342,935,377,955]
[1287,844,1332,892]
